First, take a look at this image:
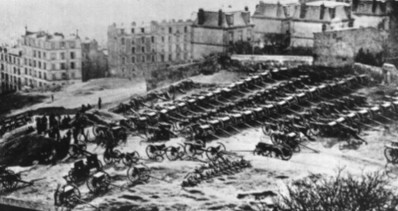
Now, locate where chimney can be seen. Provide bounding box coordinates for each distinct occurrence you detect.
[198,8,205,25]
[218,9,223,27]
[244,6,249,11]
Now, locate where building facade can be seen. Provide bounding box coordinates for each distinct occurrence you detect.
[290,1,354,47]
[20,30,82,89]
[0,46,23,93]
[107,20,193,78]
[352,0,392,30]
[192,7,254,59]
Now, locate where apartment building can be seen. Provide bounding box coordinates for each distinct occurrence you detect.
[352,0,392,30]
[107,20,193,78]
[0,46,23,93]
[20,30,82,89]
[192,7,254,59]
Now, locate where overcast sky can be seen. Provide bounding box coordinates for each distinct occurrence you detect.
[0,0,298,46]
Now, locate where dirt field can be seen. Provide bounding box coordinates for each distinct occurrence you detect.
[1,73,398,211]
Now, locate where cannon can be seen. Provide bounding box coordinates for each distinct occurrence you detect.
[103,149,141,166]
[183,140,226,161]
[54,183,81,208]
[127,163,169,184]
[254,142,293,161]
[66,154,103,183]
[145,144,185,161]
[0,166,44,192]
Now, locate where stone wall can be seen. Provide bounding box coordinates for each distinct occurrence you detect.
[313,27,387,67]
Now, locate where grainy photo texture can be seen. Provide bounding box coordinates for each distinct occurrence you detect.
[0,0,398,210]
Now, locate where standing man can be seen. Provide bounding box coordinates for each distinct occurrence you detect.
[98,97,102,110]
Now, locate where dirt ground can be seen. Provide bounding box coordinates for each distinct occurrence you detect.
[1,73,398,211]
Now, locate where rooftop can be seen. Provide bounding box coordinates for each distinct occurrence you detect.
[306,1,350,7]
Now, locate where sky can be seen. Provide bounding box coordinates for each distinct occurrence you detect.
[0,0,296,46]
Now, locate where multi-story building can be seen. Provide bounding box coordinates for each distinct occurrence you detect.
[20,29,82,89]
[352,0,392,30]
[252,1,295,36]
[290,1,354,47]
[107,20,193,78]
[192,7,254,59]
[0,46,23,93]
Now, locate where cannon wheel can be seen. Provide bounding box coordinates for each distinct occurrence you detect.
[61,184,81,208]
[86,171,110,193]
[206,143,226,161]
[123,151,141,166]
[184,143,200,157]
[279,145,293,161]
[67,169,80,183]
[146,145,159,160]
[385,148,398,163]
[261,124,272,135]
[127,166,150,184]
[165,146,182,161]
[2,170,19,190]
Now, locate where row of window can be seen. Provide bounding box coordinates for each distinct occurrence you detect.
[23,59,76,70]
[29,51,76,60]
[0,54,21,65]
[121,52,190,65]
[122,26,189,34]
[121,35,190,45]
[24,38,77,50]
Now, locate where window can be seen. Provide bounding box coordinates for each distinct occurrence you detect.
[38,62,41,68]
[168,54,172,61]
[132,39,135,45]
[51,53,56,60]
[43,52,46,59]
[121,37,125,45]
[69,41,76,48]
[52,64,56,70]
[60,52,65,60]
[122,57,126,65]
[161,54,165,62]
[132,47,135,54]
[131,28,135,34]
[60,41,65,48]
[184,26,188,33]
[70,62,75,69]
[151,36,155,43]
[141,37,145,43]
[141,28,145,33]
[38,51,41,59]
[70,52,75,59]
[169,27,172,33]
[44,63,46,70]
[33,60,36,68]
[121,29,125,34]
[131,56,135,63]
[162,36,165,42]
[322,24,327,32]
[25,68,27,74]
[152,55,155,62]
[60,63,66,70]
[39,72,42,79]
[52,73,56,80]
[142,47,145,53]
[71,72,75,79]
[142,56,145,63]
[43,73,47,80]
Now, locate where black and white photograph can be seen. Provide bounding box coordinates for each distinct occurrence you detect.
[0,0,398,210]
